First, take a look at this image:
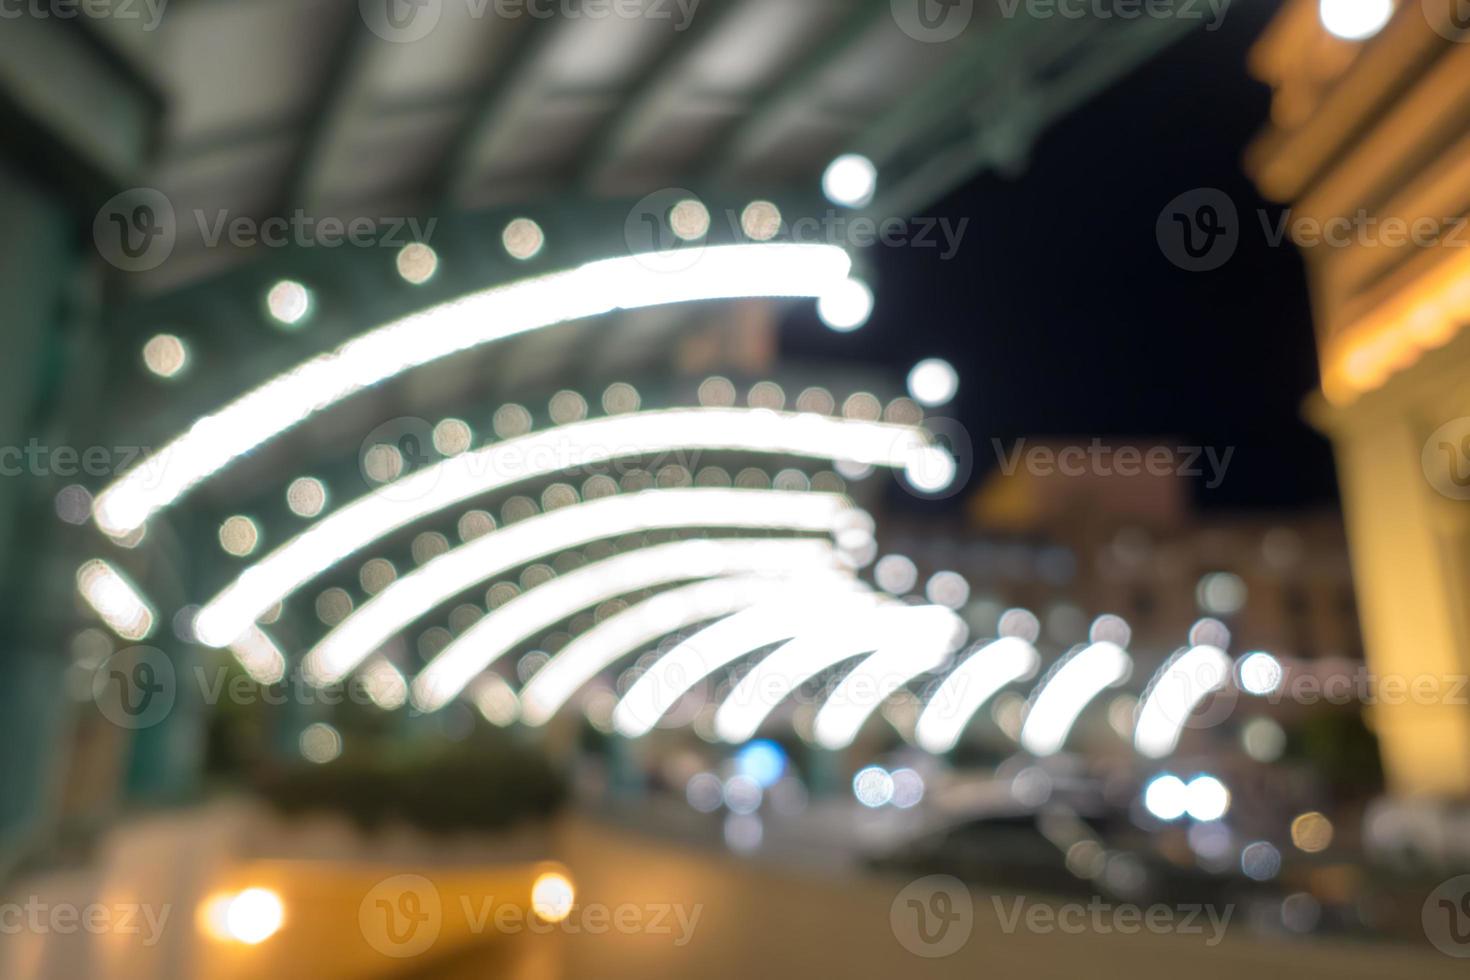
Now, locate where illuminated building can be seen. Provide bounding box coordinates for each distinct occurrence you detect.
[1247,0,1470,798]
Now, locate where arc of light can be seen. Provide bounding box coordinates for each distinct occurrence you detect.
[912,636,1042,754]
[193,407,920,648]
[229,625,287,685]
[611,586,881,738]
[1132,644,1232,759]
[810,606,969,750]
[713,602,951,745]
[298,489,855,686]
[93,243,853,538]
[519,575,810,726]
[408,537,851,712]
[1019,641,1132,757]
[76,559,155,641]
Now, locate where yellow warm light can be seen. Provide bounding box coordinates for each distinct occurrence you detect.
[530,871,575,923]
[1291,811,1335,853]
[196,893,234,941]
[201,887,285,945]
[1321,253,1470,405]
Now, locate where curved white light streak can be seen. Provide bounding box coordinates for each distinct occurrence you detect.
[811,606,968,750]
[359,656,409,710]
[298,489,854,685]
[913,636,1041,754]
[713,602,947,745]
[612,587,880,738]
[519,575,805,726]
[1019,641,1132,757]
[409,537,850,712]
[76,559,156,641]
[193,408,923,647]
[1132,644,1232,759]
[470,673,521,727]
[93,244,853,537]
[229,625,287,685]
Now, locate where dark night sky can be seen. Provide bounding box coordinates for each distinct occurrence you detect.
[784,1,1339,515]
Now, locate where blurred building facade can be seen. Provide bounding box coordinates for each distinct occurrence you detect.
[883,451,1360,665]
[1248,0,1470,799]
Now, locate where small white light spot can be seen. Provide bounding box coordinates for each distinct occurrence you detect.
[1319,0,1391,40]
[740,201,782,241]
[1144,773,1188,821]
[853,766,894,807]
[502,218,545,260]
[432,418,473,456]
[142,334,188,378]
[818,278,874,332]
[1237,651,1283,696]
[285,477,327,518]
[1185,775,1230,822]
[822,153,878,208]
[907,358,958,407]
[602,382,640,415]
[531,872,575,923]
[223,888,284,945]
[299,722,342,764]
[669,199,711,241]
[219,515,260,557]
[875,554,918,595]
[266,280,311,327]
[925,570,970,608]
[395,242,438,284]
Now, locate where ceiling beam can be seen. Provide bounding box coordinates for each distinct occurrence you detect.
[870,16,1197,217]
[278,3,381,213]
[439,4,581,205]
[700,0,892,184]
[572,0,748,192]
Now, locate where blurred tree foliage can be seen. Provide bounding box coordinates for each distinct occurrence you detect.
[255,730,565,833]
[1293,707,1383,798]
